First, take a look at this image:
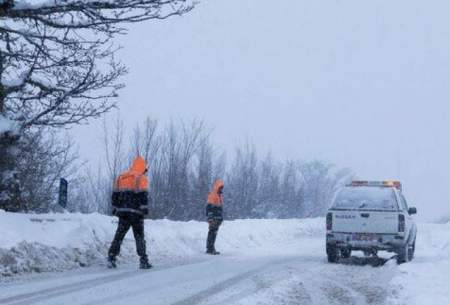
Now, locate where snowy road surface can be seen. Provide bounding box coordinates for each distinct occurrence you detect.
[0,237,397,305]
[2,213,450,305]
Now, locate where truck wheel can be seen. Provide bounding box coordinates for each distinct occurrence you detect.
[408,240,416,261]
[396,243,410,264]
[341,248,351,259]
[326,243,339,263]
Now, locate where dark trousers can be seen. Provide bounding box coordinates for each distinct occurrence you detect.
[206,204,223,251]
[207,219,222,251]
[108,214,147,260]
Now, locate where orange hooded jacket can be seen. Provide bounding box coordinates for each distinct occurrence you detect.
[207,179,224,206]
[114,157,149,192]
[112,157,149,215]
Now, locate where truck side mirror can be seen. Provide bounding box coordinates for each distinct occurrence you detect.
[408,207,417,215]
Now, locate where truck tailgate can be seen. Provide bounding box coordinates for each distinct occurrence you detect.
[331,210,398,234]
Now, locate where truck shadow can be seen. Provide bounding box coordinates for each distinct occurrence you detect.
[338,256,395,267]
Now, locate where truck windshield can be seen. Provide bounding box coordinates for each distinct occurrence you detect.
[332,187,398,211]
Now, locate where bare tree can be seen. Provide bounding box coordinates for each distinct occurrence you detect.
[226,141,259,219]
[299,161,352,217]
[0,0,193,128]
[131,117,160,166]
[157,119,208,219]
[103,116,126,182]
[278,160,302,218]
[190,138,214,219]
[74,164,110,214]
[254,153,280,218]
[2,128,80,212]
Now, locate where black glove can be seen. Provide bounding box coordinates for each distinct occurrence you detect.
[141,207,149,215]
[112,208,118,216]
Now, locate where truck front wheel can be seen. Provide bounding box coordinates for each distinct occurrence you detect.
[408,240,416,261]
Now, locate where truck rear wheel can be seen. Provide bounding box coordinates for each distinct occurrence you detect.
[396,243,410,264]
[326,243,339,263]
[341,248,351,259]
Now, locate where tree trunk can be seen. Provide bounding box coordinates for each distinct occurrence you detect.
[0,133,22,212]
[0,53,23,212]
[0,51,5,114]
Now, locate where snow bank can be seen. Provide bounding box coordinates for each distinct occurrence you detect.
[0,115,16,135]
[12,0,113,10]
[0,210,324,276]
[388,222,450,305]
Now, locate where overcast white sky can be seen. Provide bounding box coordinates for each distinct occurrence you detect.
[74,0,450,221]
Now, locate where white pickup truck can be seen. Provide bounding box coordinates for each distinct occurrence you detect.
[326,181,417,264]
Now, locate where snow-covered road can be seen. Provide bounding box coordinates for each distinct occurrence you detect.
[2,213,450,305]
[0,236,397,305]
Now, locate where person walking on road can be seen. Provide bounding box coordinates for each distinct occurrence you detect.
[206,179,224,255]
[107,156,152,269]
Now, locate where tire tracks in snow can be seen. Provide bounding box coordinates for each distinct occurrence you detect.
[170,268,264,305]
[298,260,395,305]
[0,270,140,305]
[170,257,302,305]
[0,257,209,305]
[196,257,395,305]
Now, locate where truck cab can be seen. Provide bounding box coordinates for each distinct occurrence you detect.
[326,181,417,264]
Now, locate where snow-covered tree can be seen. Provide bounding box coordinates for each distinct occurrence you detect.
[0,0,193,211]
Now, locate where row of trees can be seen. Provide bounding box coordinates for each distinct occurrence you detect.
[68,117,353,220]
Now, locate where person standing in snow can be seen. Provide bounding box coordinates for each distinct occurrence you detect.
[107,156,152,269]
[206,179,224,255]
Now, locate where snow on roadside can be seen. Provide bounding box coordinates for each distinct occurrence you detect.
[0,210,324,276]
[0,115,17,135]
[387,222,450,305]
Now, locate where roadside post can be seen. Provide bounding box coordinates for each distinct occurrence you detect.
[58,178,68,209]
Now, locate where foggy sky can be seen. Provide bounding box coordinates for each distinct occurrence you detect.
[73,0,450,221]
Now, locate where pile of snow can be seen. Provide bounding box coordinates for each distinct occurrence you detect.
[0,210,324,276]
[387,222,450,305]
[11,0,108,10]
[0,115,16,135]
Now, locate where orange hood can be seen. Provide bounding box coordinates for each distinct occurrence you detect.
[207,179,224,206]
[114,156,149,192]
[130,156,147,174]
[211,179,224,193]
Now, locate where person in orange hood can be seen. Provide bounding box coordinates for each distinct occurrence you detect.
[206,179,224,255]
[107,156,152,269]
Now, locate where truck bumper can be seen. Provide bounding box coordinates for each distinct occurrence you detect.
[326,232,405,252]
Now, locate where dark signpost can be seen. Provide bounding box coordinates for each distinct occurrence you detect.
[58,178,68,209]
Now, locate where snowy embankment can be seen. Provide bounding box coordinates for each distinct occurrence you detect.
[0,210,323,276]
[388,222,450,305]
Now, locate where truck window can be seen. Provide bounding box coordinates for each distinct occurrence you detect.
[399,194,409,211]
[332,187,398,211]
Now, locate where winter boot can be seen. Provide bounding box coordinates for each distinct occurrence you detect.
[107,256,117,269]
[206,229,218,254]
[206,248,220,255]
[139,257,152,270]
